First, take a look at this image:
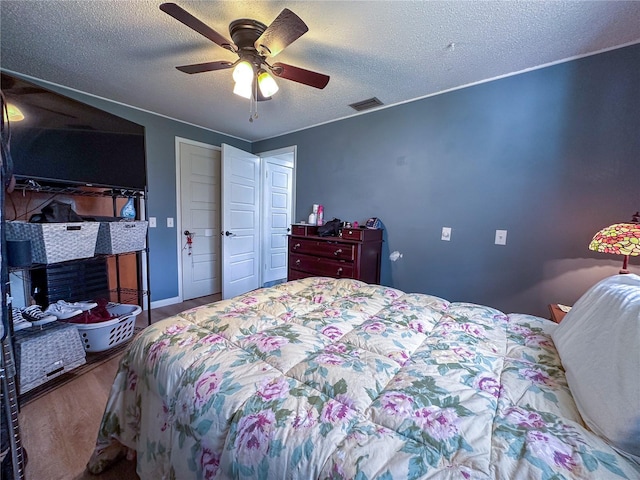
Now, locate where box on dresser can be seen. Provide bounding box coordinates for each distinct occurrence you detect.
[288,224,383,284]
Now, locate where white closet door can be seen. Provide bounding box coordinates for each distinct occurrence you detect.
[262,156,294,284]
[221,144,260,299]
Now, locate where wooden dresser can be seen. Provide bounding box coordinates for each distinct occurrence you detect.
[288,224,383,284]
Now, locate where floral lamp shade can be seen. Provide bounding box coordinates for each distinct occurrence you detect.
[589,222,640,273]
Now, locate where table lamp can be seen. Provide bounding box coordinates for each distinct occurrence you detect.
[588,212,640,274]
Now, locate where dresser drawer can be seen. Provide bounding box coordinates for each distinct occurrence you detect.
[289,253,354,278]
[341,228,382,242]
[289,237,355,261]
[341,228,363,241]
[287,223,382,285]
[291,224,318,236]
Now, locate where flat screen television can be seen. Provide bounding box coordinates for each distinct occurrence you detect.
[1,71,147,190]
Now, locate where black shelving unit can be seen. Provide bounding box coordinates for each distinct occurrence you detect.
[3,177,152,412]
[8,178,151,323]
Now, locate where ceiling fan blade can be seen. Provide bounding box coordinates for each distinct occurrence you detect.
[271,62,330,89]
[160,3,235,52]
[254,9,308,57]
[176,61,235,74]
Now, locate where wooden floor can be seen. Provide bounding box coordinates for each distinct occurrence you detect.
[17,293,221,480]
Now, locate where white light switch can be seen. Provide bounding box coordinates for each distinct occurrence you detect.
[205,229,213,237]
[495,229,507,245]
[167,217,174,228]
[441,227,452,241]
[149,217,157,228]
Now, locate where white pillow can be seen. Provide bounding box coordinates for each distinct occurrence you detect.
[552,273,640,460]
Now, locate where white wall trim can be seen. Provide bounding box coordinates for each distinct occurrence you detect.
[251,40,640,142]
[150,295,182,310]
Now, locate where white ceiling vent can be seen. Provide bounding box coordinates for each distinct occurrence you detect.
[349,97,384,112]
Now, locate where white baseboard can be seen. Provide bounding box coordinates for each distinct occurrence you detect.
[150,296,182,310]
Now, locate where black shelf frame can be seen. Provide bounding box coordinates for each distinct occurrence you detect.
[11,177,145,199]
[7,177,152,325]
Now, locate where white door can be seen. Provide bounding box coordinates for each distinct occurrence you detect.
[221,144,261,299]
[262,154,294,285]
[179,140,221,300]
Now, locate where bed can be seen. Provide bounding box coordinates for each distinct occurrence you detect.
[87,275,640,479]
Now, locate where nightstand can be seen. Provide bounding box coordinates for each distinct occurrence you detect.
[548,304,571,323]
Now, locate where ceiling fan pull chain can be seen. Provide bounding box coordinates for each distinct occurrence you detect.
[249,79,259,123]
[253,79,259,121]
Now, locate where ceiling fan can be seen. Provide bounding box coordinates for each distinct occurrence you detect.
[159,2,330,102]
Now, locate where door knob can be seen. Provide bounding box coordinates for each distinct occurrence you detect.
[224,231,236,237]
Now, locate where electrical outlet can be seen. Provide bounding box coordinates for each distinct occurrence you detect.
[441,227,452,241]
[495,229,507,245]
[167,217,174,228]
[149,217,157,228]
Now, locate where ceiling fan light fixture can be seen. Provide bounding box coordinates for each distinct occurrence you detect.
[161,4,330,116]
[257,70,279,97]
[233,80,252,99]
[232,60,254,84]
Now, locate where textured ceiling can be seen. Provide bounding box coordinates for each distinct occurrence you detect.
[1,1,640,142]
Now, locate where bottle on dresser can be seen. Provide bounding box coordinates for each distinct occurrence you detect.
[308,204,318,225]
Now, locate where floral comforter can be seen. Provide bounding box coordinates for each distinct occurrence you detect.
[88,277,640,479]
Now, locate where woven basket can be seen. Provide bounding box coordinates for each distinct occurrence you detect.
[94,221,148,255]
[14,322,86,394]
[6,221,100,264]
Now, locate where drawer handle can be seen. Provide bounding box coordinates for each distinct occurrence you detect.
[293,243,301,250]
[295,259,301,266]
[336,267,343,276]
[333,248,343,256]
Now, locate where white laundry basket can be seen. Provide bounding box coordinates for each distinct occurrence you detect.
[74,303,142,352]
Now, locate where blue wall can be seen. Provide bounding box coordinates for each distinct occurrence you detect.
[254,44,640,317]
[7,43,640,316]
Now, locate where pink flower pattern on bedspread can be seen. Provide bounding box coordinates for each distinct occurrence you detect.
[88,277,639,479]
